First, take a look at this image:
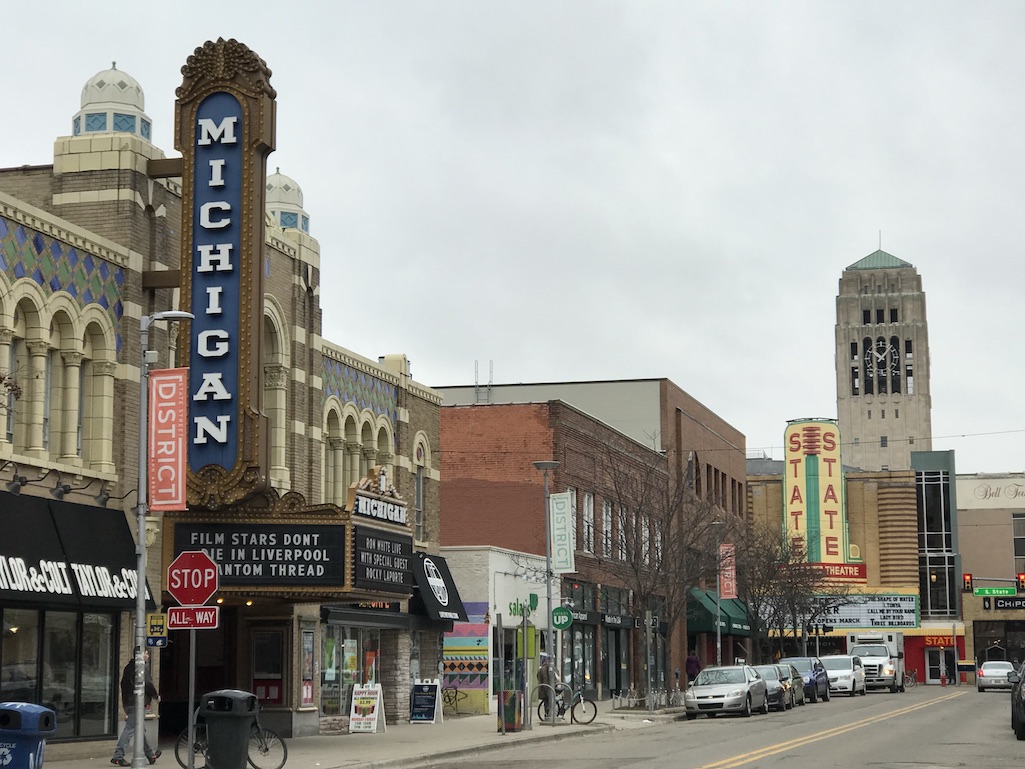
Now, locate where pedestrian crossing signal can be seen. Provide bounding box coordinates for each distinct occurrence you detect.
[962,573,973,592]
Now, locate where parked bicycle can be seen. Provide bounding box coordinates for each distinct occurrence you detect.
[903,669,918,688]
[535,681,597,725]
[174,714,287,769]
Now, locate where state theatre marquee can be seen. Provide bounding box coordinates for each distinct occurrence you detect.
[820,595,918,628]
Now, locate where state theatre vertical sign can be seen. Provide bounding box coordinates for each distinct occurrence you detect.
[783,419,865,580]
[176,39,274,508]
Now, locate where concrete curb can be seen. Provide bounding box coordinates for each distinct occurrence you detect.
[365,722,618,769]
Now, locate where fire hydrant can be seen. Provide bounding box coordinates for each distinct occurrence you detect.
[940,674,947,687]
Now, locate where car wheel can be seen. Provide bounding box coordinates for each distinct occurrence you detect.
[760,695,769,715]
[742,695,752,717]
[860,684,867,696]
[808,687,817,703]
[686,713,697,721]
[849,687,856,697]
[822,686,830,702]
[978,685,984,692]
[1016,721,1025,741]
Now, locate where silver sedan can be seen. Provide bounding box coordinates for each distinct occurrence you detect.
[684,665,769,718]
[978,660,1015,692]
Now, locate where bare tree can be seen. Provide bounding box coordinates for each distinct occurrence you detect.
[734,522,861,661]
[589,441,742,694]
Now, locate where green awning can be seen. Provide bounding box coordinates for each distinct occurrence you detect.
[687,588,727,635]
[686,588,750,637]
[719,598,751,636]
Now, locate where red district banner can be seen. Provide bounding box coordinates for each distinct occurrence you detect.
[149,368,189,511]
[719,543,737,599]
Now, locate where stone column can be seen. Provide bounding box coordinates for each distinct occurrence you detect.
[345,441,362,489]
[330,438,346,505]
[24,340,49,457]
[0,329,12,448]
[264,364,290,489]
[60,351,84,466]
[88,361,117,473]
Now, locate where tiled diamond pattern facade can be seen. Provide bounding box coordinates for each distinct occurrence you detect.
[0,216,125,355]
[323,359,398,423]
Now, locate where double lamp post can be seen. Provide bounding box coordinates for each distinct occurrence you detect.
[131,310,193,769]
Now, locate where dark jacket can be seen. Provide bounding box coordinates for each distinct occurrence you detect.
[119,659,159,711]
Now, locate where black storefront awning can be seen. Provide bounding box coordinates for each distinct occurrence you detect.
[0,495,150,610]
[410,552,467,623]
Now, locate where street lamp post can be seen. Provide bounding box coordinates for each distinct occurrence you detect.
[711,521,724,668]
[533,460,558,724]
[132,310,193,768]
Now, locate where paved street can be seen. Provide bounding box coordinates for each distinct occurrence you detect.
[410,687,1017,769]
[44,685,1022,769]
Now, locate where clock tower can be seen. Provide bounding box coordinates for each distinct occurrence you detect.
[835,250,932,470]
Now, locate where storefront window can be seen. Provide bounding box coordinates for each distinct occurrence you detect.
[1,609,116,738]
[1,608,40,702]
[562,625,596,692]
[42,612,77,738]
[321,626,380,716]
[79,614,115,737]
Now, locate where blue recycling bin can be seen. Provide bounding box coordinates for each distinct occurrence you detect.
[0,702,57,768]
[200,689,258,769]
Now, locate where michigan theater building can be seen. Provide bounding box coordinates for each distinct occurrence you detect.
[0,39,464,759]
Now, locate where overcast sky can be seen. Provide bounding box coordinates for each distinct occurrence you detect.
[2,2,1022,474]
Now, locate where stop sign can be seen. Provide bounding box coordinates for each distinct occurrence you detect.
[167,550,219,606]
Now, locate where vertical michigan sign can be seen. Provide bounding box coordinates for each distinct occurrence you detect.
[176,39,275,508]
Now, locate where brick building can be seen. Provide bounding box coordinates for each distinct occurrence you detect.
[438,379,748,699]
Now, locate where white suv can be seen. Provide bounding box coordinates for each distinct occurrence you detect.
[820,654,867,697]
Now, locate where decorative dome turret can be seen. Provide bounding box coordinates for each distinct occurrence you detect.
[266,168,310,234]
[72,62,153,142]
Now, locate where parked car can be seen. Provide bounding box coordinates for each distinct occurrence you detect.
[820,654,867,696]
[779,656,830,703]
[978,660,1015,692]
[754,665,790,711]
[1008,663,1025,739]
[777,663,806,708]
[684,665,769,719]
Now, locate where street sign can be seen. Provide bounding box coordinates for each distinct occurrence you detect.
[974,587,1017,596]
[167,550,219,606]
[147,612,168,647]
[167,605,220,630]
[552,606,573,630]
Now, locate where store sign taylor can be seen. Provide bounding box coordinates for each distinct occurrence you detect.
[173,524,345,584]
[0,555,144,600]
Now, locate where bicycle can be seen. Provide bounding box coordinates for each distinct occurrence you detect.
[535,681,597,725]
[174,717,287,769]
[903,670,917,688]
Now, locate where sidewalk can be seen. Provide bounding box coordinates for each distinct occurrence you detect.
[46,701,680,769]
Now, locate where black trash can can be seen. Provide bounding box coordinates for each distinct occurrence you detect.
[0,702,57,768]
[200,690,258,769]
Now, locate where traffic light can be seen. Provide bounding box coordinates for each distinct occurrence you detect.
[1017,573,1025,592]
[962,573,973,592]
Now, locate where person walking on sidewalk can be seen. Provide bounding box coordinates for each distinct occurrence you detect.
[537,653,557,719]
[111,649,162,766]
[685,651,701,686]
